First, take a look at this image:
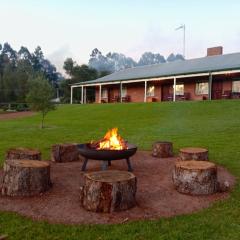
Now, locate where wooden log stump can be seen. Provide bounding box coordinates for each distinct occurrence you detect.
[179,147,208,161]
[51,143,80,163]
[80,170,137,212]
[6,147,41,160]
[1,159,51,196]
[152,141,173,158]
[172,160,218,195]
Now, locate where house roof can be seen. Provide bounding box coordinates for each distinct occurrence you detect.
[76,52,240,85]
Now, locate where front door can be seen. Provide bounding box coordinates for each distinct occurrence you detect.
[108,88,114,102]
[162,84,172,101]
[212,80,223,99]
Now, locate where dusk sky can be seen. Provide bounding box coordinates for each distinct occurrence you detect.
[1,0,240,73]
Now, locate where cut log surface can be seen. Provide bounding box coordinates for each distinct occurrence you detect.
[6,147,41,160]
[1,159,51,196]
[179,147,208,161]
[80,170,137,213]
[51,143,80,163]
[172,160,218,195]
[152,141,173,158]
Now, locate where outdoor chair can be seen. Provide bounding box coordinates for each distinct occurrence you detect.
[222,90,232,99]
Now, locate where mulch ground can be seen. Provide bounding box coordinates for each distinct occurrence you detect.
[0,151,235,225]
[0,111,35,120]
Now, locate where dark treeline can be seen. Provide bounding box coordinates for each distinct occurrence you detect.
[0,42,62,103]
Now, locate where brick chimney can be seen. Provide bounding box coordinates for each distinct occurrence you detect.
[207,46,223,56]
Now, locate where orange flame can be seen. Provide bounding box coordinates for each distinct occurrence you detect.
[98,128,127,150]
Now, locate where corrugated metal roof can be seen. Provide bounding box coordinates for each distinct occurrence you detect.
[77,52,240,85]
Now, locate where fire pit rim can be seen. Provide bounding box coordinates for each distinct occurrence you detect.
[77,143,137,161]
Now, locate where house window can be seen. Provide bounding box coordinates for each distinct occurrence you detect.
[232,80,240,93]
[147,85,155,97]
[121,87,127,97]
[175,84,184,95]
[101,88,108,98]
[196,82,209,95]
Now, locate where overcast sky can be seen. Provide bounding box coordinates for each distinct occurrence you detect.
[1,0,240,73]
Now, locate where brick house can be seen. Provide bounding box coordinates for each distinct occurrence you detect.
[71,47,240,104]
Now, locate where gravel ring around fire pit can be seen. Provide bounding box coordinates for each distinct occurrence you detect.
[0,151,236,225]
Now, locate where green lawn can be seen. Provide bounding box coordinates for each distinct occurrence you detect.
[0,100,240,240]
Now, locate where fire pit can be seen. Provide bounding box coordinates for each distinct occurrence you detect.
[78,128,137,171]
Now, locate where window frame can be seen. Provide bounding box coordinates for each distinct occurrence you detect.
[147,85,155,97]
[232,80,240,93]
[175,83,184,96]
[195,81,209,95]
[101,88,108,98]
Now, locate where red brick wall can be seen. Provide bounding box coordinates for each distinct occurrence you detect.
[94,76,235,103]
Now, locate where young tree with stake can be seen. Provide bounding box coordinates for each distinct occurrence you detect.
[26,75,55,128]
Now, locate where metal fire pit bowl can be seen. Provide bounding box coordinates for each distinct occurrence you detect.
[78,143,137,171]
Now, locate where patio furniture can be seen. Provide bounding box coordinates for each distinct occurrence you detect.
[180,92,190,100]
[122,95,131,102]
[167,94,173,101]
[222,90,232,99]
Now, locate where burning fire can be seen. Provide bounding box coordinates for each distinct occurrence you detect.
[96,128,127,150]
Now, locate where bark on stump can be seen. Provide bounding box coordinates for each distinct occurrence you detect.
[152,141,173,158]
[6,147,41,160]
[80,170,137,213]
[51,143,80,163]
[1,159,51,196]
[172,160,218,195]
[179,147,208,161]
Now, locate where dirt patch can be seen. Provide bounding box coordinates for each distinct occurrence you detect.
[0,151,235,225]
[0,111,35,121]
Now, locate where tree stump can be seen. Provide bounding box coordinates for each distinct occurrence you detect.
[172,160,218,195]
[152,141,173,158]
[1,160,51,196]
[179,147,208,161]
[6,147,41,160]
[51,143,80,162]
[80,170,137,212]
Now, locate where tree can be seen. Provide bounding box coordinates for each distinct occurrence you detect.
[26,75,55,128]
[63,58,75,76]
[138,52,166,66]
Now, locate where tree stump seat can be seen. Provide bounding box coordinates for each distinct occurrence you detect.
[179,147,208,161]
[51,143,80,163]
[80,170,137,213]
[172,160,218,195]
[6,147,41,160]
[1,159,51,196]
[152,141,173,158]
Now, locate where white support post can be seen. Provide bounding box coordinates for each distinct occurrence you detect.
[144,81,147,102]
[173,77,176,102]
[84,87,87,103]
[70,86,73,104]
[209,73,212,100]
[99,85,102,103]
[120,82,122,103]
[81,86,84,104]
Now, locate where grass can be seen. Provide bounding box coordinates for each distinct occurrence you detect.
[0,100,240,239]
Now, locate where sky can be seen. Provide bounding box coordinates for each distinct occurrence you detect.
[1,0,240,73]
